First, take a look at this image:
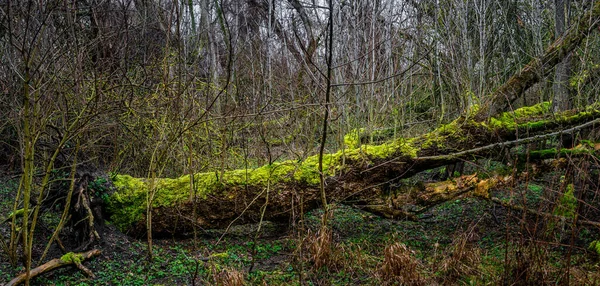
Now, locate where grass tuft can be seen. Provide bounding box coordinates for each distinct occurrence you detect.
[379,242,430,285]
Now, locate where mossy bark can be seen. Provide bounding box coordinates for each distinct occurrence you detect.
[107,105,600,236]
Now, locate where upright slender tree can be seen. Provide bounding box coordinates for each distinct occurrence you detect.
[553,0,572,112]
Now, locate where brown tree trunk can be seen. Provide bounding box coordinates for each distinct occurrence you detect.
[553,0,572,112]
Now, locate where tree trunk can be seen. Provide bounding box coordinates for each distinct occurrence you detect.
[103,1,600,238]
[553,0,572,112]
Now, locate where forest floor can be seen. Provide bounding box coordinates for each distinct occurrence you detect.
[1,166,600,285]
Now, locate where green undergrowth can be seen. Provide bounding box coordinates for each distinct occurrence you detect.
[553,184,577,218]
[3,182,599,285]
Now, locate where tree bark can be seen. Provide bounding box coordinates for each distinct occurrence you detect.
[553,0,572,112]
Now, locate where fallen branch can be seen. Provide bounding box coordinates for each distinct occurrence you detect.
[353,174,509,220]
[5,249,101,286]
[489,197,600,228]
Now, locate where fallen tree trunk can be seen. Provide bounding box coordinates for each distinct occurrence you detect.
[5,249,101,286]
[106,103,600,236]
[101,2,600,238]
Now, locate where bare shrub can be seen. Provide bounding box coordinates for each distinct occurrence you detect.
[502,243,555,285]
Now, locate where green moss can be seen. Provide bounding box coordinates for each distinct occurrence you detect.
[362,138,416,159]
[225,162,296,186]
[60,252,83,264]
[529,148,588,158]
[419,118,468,150]
[589,240,600,255]
[487,102,600,131]
[570,69,590,88]
[210,252,229,259]
[534,148,560,157]
[553,184,577,218]
[108,166,297,231]
[344,128,363,149]
[109,173,221,231]
[107,133,423,231]
[489,102,551,129]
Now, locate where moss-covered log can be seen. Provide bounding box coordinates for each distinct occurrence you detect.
[106,103,600,236]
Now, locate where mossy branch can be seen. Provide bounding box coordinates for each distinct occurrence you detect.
[5,249,101,286]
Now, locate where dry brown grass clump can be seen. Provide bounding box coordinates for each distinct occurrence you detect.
[378,242,432,285]
[439,232,482,283]
[570,265,600,285]
[306,226,333,269]
[214,266,245,286]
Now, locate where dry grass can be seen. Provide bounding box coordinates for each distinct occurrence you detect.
[329,242,371,274]
[438,232,482,283]
[214,266,245,286]
[306,226,332,270]
[501,243,560,285]
[570,265,600,285]
[378,242,432,285]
